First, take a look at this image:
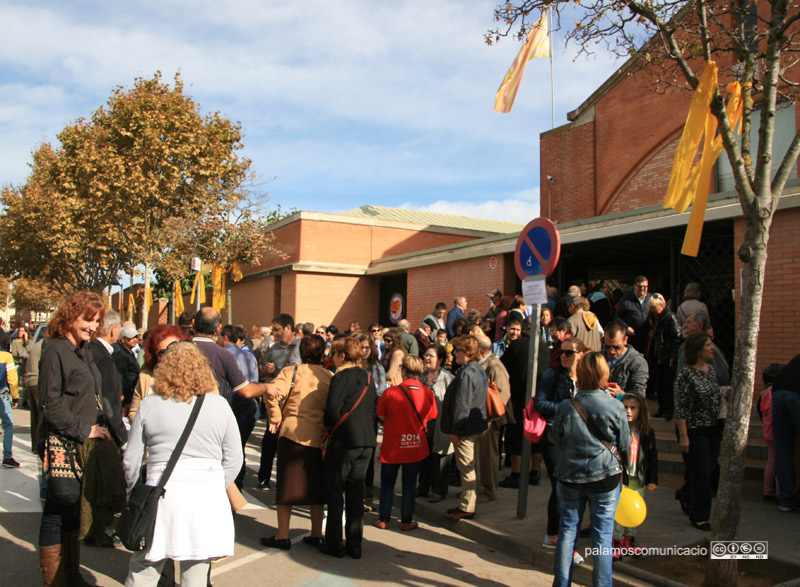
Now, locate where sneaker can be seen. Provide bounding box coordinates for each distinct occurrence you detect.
[612,538,624,562]
[572,551,584,566]
[542,535,558,550]
[529,470,541,486]
[2,457,20,468]
[499,474,520,489]
[777,504,797,512]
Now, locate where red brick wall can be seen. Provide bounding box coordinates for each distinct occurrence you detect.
[735,209,800,381]
[293,272,380,329]
[541,121,596,222]
[406,253,518,329]
[231,277,279,329]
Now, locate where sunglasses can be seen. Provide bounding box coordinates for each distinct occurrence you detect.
[559,349,580,357]
[603,344,624,351]
[156,339,195,359]
[371,329,381,333]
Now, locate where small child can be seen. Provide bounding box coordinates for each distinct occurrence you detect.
[613,391,658,560]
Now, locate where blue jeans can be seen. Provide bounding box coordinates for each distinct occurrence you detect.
[554,481,620,587]
[772,389,800,508]
[379,461,422,523]
[0,395,13,459]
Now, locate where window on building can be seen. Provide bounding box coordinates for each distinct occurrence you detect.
[716,102,797,193]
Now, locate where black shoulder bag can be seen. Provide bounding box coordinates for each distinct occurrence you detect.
[397,383,428,435]
[117,394,206,551]
[570,398,628,485]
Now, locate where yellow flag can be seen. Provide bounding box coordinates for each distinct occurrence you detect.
[494,11,550,113]
[127,293,137,312]
[663,62,743,257]
[212,264,227,312]
[190,272,206,305]
[144,287,154,314]
[231,262,243,282]
[174,280,185,316]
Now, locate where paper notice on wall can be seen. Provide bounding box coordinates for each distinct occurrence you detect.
[522,275,548,305]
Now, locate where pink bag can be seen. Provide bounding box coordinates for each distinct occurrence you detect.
[523,397,547,443]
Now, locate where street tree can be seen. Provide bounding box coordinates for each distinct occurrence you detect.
[11,278,63,315]
[488,1,800,584]
[1,72,252,325]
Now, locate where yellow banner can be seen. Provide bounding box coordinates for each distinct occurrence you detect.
[494,11,549,113]
[663,62,743,257]
[174,280,185,316]
[212,264,227,312]
[190,271,206,305]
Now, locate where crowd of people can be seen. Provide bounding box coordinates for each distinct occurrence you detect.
[1,274,797,587]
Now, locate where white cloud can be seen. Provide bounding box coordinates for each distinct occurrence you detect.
[399,188,541,222]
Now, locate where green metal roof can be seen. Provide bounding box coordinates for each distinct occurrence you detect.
[340,205,524,234]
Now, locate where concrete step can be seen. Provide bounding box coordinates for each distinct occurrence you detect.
[658,452,767,481]
[654,431,769,461]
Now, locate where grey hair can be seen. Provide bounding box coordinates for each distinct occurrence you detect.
[98,310,120,334]
[692,311,711,331]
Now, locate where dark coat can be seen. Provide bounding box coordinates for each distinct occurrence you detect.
[324,365,377,449]
[614,290,653,354]
[651,308,682,365]
[88,340,127,446]
[112,344,140,405]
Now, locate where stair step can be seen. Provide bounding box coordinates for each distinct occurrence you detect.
[657,452,767,481]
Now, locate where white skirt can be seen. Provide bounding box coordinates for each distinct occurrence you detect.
[144,458,234,562]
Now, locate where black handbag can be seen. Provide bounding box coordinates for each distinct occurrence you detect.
[43,429,83,506]
[117,394,205,551]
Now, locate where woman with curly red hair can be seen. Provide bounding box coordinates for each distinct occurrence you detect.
[38,291,111,586]
[128,324,190,422]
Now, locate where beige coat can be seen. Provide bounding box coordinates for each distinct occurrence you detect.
[268,364,333,449]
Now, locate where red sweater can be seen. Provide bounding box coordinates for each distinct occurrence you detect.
[377,379,438,463]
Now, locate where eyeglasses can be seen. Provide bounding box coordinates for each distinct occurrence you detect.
[371,329,381,333]
[559,349,579,357]
[156,339,196,359]
[603,344,624,351]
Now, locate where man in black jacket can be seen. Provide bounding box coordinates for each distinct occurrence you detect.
[113,325,140,411]
[614,275,653,354]
[88,310,127,447]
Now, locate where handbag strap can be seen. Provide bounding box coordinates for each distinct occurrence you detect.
[279,366,299,418]
[329,372,371,438]
[397,383,427,432]
[570,398,623,469]
[155,394,206,491]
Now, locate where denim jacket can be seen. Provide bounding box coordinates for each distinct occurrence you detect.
[552,388,630,485]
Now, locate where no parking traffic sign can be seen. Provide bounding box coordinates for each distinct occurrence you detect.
[514,218,561,280]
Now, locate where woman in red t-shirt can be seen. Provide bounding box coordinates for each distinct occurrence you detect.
[373,355,437,531]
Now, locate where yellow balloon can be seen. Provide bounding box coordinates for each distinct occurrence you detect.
[615,487,647,527]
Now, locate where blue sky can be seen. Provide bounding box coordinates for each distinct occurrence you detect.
[0,0,621,222]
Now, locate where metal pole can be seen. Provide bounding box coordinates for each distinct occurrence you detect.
[517,303,542,519]
[548,7,555,129]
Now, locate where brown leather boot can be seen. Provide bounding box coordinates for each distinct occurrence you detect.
[39,544,66,587]
[62,531,92,587]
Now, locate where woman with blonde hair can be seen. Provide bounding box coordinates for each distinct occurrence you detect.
[551,352,630,587]
[123,341,242,586]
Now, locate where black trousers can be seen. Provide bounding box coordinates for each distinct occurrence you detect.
[418,451,454,497]
[686,425,721,522]
[539,429,561,536]
[324,447,372,548]
[233,397,258,489]
[655,361,677,417]
[258,429,279,484]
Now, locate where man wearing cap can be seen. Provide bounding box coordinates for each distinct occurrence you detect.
[484,289,503,340]
[113,325,141,411]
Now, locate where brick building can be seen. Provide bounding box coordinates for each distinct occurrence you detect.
[168,57,798,382]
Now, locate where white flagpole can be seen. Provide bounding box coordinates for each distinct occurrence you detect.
[549,7,555,129]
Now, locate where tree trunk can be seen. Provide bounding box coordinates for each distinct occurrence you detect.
[704,207,771,586]
[226,287,232,325]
